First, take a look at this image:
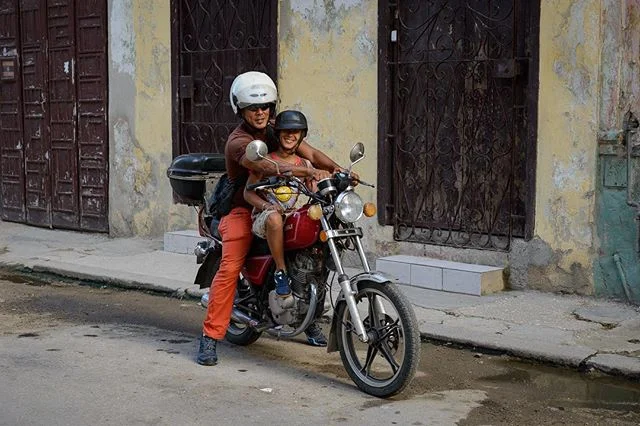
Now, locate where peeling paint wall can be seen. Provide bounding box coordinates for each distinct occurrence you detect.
[278,0,384,263]
[278,0,377,191]
[522,0,601,293]
[108,0,193,237]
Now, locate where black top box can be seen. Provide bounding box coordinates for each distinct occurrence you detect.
[167,153,226,205]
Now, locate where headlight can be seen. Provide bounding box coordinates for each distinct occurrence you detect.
[334,191,363,223]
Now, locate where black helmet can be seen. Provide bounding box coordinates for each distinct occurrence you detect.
[275,110,308,138]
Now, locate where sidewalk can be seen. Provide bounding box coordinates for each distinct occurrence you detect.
[1,221,640,379]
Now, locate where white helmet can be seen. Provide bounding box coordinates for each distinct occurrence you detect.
[229,71,277,115]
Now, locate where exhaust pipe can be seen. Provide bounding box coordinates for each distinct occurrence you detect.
[231,308,270,331]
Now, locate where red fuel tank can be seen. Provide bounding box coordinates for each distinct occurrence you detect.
[283,205,321,251]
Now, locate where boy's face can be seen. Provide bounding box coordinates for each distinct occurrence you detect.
[279,129,302,153]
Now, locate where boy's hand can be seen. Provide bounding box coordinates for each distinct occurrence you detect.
[264,202,284,214]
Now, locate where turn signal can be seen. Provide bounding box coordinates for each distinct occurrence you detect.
[363,202,377,217]
[307,204,323,221]
[319,230,328,242]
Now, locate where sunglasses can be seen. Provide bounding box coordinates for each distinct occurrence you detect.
[246,103,271,112]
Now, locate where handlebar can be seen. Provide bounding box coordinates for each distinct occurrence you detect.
[245,171,374,201]
[246,176,283,191]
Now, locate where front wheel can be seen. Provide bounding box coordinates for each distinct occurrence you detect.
[336,281,421,397]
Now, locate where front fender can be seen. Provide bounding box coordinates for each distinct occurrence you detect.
[326,271,395,353]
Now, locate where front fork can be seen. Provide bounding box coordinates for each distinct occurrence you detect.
[321,217,373,343]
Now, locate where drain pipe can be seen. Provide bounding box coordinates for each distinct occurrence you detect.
[613,253,633,302]
[624,112,640,254]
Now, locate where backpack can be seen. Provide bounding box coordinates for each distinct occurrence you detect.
[208,173,248,219]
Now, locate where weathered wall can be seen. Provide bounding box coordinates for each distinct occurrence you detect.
[105,0,634,298]
[514,0,600,293]
[277,1,378,211]
[108,0,193,237]
[594,0,640,302]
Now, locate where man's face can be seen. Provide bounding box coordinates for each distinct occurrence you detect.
[279,129,302,153]
[241,104,271,130]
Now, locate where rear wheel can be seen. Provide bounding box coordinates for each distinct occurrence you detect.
[225,277,262,346]
[336,281,421,397]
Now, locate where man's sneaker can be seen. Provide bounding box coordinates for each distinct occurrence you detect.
[197,334,218,366]
[305,322,327,347]
[274,269,292,296]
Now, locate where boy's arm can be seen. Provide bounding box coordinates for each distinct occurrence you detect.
[244,173,267,211]
[244,173,279,212]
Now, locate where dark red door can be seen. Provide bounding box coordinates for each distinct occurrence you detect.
[0,0,26,222]
[0,0,108,232]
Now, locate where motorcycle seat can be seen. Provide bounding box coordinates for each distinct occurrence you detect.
[248,236,271,257]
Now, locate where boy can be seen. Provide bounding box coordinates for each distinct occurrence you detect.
[244,110,318,297]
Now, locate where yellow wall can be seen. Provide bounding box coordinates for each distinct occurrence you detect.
[532,0,601,291]
[109,0,193,237]
[277,0,379,213]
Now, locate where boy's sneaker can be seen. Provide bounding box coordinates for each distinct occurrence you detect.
[305,322,327,347]
[274,269,292,296]
[197,334,218,366]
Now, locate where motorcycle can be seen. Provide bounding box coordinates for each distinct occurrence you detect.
[167,141,421,397]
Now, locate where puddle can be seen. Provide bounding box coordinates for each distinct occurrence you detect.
[481,368,532,384]
[483,358,640,413]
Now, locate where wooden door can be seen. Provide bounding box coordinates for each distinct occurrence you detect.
[0,0,108,231]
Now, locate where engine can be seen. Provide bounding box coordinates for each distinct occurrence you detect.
[287,244,325,299]
[268,245,326,326]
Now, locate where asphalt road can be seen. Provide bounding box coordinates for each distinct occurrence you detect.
[2,272,640,426]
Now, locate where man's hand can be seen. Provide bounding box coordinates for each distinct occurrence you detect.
[309,168,331,181]
[333,167,360,185]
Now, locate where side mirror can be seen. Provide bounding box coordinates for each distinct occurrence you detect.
[246,139,269,161]
[349,142,365,163]
[245,139,280,175]
[348,143,365,175]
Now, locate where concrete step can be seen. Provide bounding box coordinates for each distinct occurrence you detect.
[163,230,203,254]
[376,255,504,296]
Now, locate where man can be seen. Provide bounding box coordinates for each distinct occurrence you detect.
[198,71,343,366]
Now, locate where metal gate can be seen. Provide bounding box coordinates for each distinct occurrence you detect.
[0,0,109,232]
[378,0,539,250]
[171,0,277,156]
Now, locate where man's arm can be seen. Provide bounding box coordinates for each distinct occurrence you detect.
[297,140,359,183]
[239,155,328,180]
[297,140,342,173]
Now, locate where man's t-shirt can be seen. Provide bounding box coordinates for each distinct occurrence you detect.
[225,122,277,210]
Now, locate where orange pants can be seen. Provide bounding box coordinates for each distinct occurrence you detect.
[202,207,253,339]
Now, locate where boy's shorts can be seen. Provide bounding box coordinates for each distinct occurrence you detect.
[251,209,278,239]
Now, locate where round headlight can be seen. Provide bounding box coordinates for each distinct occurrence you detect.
[334,191,364,223]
